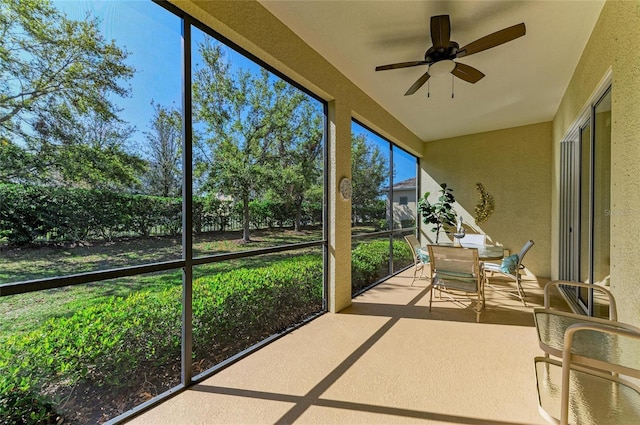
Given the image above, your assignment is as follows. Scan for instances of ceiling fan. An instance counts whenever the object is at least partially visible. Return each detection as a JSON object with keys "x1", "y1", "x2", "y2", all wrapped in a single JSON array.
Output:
[{"x1": 375, "y1": 15, "x2": 526, "y2": 96}]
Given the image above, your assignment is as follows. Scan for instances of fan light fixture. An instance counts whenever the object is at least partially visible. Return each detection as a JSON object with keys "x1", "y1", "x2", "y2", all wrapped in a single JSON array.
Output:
[{"x1": 428, "y1": 60, "x2": 455, "y2": 77}]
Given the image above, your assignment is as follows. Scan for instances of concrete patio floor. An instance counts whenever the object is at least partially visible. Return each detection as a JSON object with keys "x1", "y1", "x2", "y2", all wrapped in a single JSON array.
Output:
[{"x1": 127, "y1": 269, "x2": 568, "y2": 425}]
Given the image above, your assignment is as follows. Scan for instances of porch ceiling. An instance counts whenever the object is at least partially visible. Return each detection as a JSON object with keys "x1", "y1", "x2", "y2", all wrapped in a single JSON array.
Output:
[{"x1": 259, "y1": 0, "x2": 605, "y2": 142}]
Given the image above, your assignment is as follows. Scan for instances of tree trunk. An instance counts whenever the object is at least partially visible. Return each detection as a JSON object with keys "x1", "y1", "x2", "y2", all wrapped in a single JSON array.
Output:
[
  {"x1": 242, "y1": 195, "x2": 251, "y2": 243},
  {"x1": 294, "y1": 201, "x2": 302, "y2": 232}
]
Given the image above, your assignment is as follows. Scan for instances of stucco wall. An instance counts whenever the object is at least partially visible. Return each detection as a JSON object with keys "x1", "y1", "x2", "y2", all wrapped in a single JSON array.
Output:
[
  {"x1": 552, "y1": 0, "x2": 640, "y2": 326},
  {"x1": 170, "y1": 0, "x2": 425, "y2": 312},
  {"x1": 421, "y1": 122, "x2": 553, "y2": 278}
]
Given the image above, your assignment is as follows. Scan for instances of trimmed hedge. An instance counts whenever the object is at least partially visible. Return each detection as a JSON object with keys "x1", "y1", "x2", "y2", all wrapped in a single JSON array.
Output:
[
  {"x1": 0, "y1": 184, "x2": 324, "y2": 246},
  {"x1": 352, "y1": 239, "x2": 412, "y2": 294},
  {"x1": 0, "y1": 184, "x2": 183, "y2": 244}
]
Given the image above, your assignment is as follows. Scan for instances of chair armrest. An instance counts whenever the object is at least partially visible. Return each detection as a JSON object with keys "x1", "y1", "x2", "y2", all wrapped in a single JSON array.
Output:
[
  {"x1": 533, "y1": 308, "x2": 627, "y2": 358},
  {"x1": 543, "y1": 280, "x2": 617, "y2": 320},
  {"x1": 563, "y1": 322, "x2": 640, "y2": 378}
]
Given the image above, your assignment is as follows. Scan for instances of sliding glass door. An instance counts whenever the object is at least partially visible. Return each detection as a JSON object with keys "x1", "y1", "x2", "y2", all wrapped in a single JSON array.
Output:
[{"x1": 559, "y1": 87, "x2": 611, "y2": 317}]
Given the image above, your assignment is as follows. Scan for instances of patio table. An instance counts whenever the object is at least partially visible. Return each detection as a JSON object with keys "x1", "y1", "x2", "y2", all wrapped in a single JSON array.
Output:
[{"x1": 421, "y1": 242, "x2": 504, "y2": 261}]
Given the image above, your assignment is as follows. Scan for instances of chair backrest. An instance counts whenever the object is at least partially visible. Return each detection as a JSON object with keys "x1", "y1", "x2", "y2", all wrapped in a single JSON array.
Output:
[
  {"x1": 517, "y1": 240, "x2": 535, "y2": 269},
  {"x1": 427, "y1": 245, "x2": 481, "y2": 290},
  {"x1": 460, "y1": 233, "x2": 486, "y2": 246},
  {"x1": 404, "y1": 234, "x2": 420, "y2": 251},
  {"x1": 404, "y1": 235, "x2": 421, "y2": 262}
]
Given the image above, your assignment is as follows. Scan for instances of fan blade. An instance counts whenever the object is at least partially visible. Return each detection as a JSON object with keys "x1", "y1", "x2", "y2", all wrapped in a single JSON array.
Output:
[
  {"x1": 451, "y1": 62, "x2": 485, "y2": 84},
  {"x1": 404, "y1": 71, "x2": 431, "y2": 96},
  {"x1": 375, "y1": 61, "x2": 428, "y2": 71},
  {"x1": 431, "y1": 15, "x2": 451, "y2": 49},
  {"x1": 457, "y1": 23, "x2": 526, "y2": 58}
]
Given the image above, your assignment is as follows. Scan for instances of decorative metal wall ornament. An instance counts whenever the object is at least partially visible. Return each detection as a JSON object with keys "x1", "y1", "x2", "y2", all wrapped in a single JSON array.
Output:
[{"x1": 474, "y1": 182, "x2": 495, "y2": 224}]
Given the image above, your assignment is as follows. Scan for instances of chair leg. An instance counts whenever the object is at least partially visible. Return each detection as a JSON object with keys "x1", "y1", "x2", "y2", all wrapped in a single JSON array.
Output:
[
  {"x1": 429, "y1": 284, "x2": 434, "y2": 311},
  {"x1": 486, "y1": 274, "x2": 527, "y2": 306},
  {"x1": 411, "y1": 262, "x2": 420, "y2": 286},
  {"x1": 476, "y1": 290, "x2": 484, "y2": 323},
  {"x1": 516, "y1": 277, "x2": 527, "y2": 306}
]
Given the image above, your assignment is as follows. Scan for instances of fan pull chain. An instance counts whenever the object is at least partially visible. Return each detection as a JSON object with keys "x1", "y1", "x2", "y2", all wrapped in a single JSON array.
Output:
[
  {"x1": 427, "y1": 80, "x2": 430, "y2": 98},
  {"x1": 452, "y1": 75, "x2": 455, "y2": 99}
]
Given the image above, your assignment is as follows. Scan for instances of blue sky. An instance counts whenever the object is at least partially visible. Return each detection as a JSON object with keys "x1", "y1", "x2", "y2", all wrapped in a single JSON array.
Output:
[
  {"x1": 53, "y1": 0, "x2": 415, "y2": 182},
  {"x1": 55, "y1": 0, "x2": 183, "y2": 150},
  {"x1": 352, "y1": 122, "x2": 417, "y2": 185}
]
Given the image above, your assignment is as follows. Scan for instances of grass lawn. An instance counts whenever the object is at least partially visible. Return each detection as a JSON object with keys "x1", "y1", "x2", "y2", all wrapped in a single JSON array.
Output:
[{"x1": 0, "y1": 228, "x2": 324, "y2": 335}]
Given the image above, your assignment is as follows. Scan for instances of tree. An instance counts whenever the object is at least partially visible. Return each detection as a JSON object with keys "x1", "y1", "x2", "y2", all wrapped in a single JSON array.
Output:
[
  {"x1": 30, "y1": 101, "x2": 145, "y2": 189},
  {"x1": 351, "y1": 134, "x2": 389, "y2": 225},
  {"x1": 144, "y1": 102, "x2": 182, "y2": 197},
  {"x1": 271, "y1": 101, "x2": 324, "y2": 231},
  {"x1": 193, "y1": 39, "x2": 319, "y2": 242},
  {"x1": 0, "y1": 0, "x2": 140, "y2": 187}
]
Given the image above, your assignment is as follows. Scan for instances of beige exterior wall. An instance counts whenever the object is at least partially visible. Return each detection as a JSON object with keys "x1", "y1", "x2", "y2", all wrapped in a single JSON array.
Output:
[
  {"x1": 391, "y1": 189, "x2": 417, "y2": 228},
  {"x1": 421, "y1": 122, "x2": 553, "y2": 278},
  {"x1": 170, "y1": 0, "x2": 425, "y2": 312},
  {"x1": 551, "y1": 0, "x2": 640, "y2": 326}
]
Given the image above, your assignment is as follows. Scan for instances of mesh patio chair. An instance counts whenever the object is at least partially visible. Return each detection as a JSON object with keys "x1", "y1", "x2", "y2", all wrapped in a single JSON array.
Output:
[
  {"x1": 484, "y1": 239, "x2": 534, "y2": 305},
  {"x1": 404, "y1": 235, "x2": 429, "y2": 285},
  {"x1": 427, "y1": 245, "x2": 486, "y2": 322}
]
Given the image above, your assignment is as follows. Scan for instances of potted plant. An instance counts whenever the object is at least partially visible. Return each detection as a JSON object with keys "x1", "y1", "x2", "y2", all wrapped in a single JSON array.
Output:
[{"x1": 417, "y1": 183, "x2": 457, "y2": 243}]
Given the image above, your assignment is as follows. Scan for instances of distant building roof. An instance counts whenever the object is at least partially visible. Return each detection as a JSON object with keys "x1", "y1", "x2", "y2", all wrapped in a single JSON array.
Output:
[
  {"x1": 392, "y1": 177, "x2": 416, "y2": 190},
  {"x1": 382, "y1": 177, "x2": 416, "y2": 192}
]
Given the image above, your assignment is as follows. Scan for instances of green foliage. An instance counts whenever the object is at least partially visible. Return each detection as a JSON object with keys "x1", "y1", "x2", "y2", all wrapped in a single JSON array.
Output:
[
  {"x1": 474, "y1": 182, "x2": 495, "y2": 225},
  {"x1": 192, "y1": 256, "x2": 323, "y2": 355},
  {"x1": 0, "y1": 256, "x2": 323, "y2": 422},
  {"x1": 267, "y1": 101, "x2": 324, "y2": 231},
  {"x1": 351, "y1": 239, "x2": 412, "y2": 294},
  {"x1": 351, "y1": 134, "x2": 389, "y2": 225},
  {"x1": 0, "y1": 0, "x2": 141, "y2": 188},
  {"x1": 417, "y1": 183, "x2": 457, "y2": 243},
  {"x1": 0, "y1": 384, "x2": 59, "y2": 425},
  {"x1": 0, "y1": 289, "x2": 181, "y2": 423},
  {"x1": 193, "y1": 41, "x2": 323, "y2": 243},
  {"x1": 144, "y1": 102, "x2": 182, "y2": 197},
  {"x1": 0, "y1": 184, "x2": 186, "y2": 244},
  {"x1": 0, "y1": 183, "x2": 320, "y2": 245}
]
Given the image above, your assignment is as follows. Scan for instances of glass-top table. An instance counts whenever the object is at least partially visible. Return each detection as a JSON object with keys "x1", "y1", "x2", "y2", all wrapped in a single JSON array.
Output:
[{"x1": 421, "y1": 243, "x2": 505, "y2": 261}]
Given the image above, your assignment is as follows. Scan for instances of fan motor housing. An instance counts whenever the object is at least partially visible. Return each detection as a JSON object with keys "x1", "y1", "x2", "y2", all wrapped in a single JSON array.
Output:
[{"x1": 425, "y1": 42, "x2": 459, "y2": 63}]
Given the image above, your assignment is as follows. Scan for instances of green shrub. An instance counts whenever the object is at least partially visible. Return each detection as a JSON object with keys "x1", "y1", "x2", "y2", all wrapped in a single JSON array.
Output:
[
  {"x1": 351, "y1": 239, "x2": 412, "y2": 294},
  {"x1": 0, "y1": 184, "x2": 189, "y2": 245},
  {"x1": 192, "y1": 255, "x2": 323, "y2": 356},
  {"x1": 0, "y1": 255, "x2": 324, "y2": 422},
  {"x1": 0, "y1": 383, "x2": 59, "y2": 425}
]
